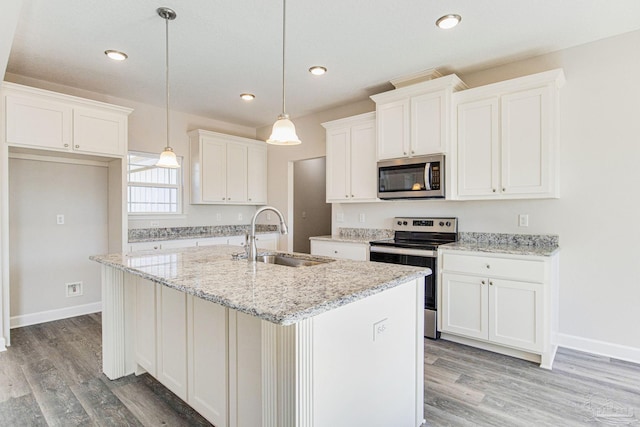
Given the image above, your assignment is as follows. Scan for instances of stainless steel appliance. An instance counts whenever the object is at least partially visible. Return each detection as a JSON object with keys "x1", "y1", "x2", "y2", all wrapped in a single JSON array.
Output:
[
  {"x1": 369, "y1": 217, "x2": 458, "y2": 339},
  {"x1": 377, "y1": 154, "x2": 445, "y2": 199}
]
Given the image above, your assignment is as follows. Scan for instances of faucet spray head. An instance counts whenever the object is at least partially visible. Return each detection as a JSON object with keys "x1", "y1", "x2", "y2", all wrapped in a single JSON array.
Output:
[{"x1": 280, "y1": 220, "x2": 289, "y2": 234}]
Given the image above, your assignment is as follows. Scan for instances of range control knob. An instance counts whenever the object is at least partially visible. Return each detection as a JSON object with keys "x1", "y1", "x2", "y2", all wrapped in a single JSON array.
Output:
[
  {"x1": 439, "y1": 221, "x2": 445, "y2": 226},
  {"x1": 403, "y1": 221, "x2": 408, "y2": 225},
  {"x1": 397, "y1": 221, "x2": 403, "y2": 226},
  {"x1": 446, "y1": 221, "x2": 451, "y2": 227}
]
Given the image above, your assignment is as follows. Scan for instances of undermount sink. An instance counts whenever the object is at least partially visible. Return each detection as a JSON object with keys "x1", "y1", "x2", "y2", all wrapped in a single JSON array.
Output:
[{"x1": 256, "y1": 254, "x2": 334, "y2": 267}]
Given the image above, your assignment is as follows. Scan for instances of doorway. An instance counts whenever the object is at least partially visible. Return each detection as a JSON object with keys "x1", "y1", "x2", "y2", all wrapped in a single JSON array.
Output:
[{"x1": 292, "y1": 157, "x2": 331, "y2": 253}]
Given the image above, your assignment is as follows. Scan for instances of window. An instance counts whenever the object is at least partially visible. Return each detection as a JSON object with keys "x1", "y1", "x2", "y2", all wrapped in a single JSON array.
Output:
[{"x1": 127, "y1": 151, "x2": 182, "y2": 214}]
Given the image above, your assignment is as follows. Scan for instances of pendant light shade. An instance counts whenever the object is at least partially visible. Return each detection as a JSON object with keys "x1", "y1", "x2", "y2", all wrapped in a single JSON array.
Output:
[
  {"x1": 156, "y1": 7, "x2": 181, "y2": 169},
  {"x1": 267, "y1": 114, "x2": 301, "y2": 145},
  {"x1": 267, "y1": 0, "x2": 301, "y2": 145}
]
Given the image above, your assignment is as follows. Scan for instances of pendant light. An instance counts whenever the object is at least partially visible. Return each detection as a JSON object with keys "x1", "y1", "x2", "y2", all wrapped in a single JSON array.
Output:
[
  {"x1": 156, "y1": 7, "x2": 181, "y2": 168},
  {"x1": 266, "y1": 0, "x2": 301, "y2": 145}
]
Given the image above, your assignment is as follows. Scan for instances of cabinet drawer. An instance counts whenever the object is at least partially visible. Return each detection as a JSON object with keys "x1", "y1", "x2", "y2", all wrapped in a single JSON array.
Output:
[
  {"x1": 441, "y1": 252, "x2": 545, "y2": 283},
  {"x1": 310, "y1": 240, "x2": 368, "y2": 261}
]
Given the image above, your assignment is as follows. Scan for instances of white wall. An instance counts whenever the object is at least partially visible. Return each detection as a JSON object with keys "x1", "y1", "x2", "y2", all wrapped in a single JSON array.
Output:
[
  {"x1": 263, "y1": 30, "x2": 640, "y2": 362},
  {"x1": 9, "y1": 157, "x2": 108, "y2": 323},
  {"x1": 4, "y1": 73, "x2": 260, "y2": 230}
]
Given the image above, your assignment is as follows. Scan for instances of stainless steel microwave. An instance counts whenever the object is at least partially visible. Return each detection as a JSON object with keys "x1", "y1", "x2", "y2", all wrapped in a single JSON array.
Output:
[{"x1": 377, "y1": 154, "x2": 445, "y2": 199}]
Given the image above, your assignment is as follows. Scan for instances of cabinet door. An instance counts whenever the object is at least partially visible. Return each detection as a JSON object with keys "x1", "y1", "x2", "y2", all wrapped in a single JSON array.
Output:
[
  {"x1": 377, "y1": 99, "x2": 410, "y2": 160},
  {"x1": 226, "y1": 143, "x2": 248, "y2": 203},
  {"x1": 411, "y1": 90, "x2": 446, "y2": 155},
  {"x1": 5, "y1": 94, "x2": 72, "y2": 150},
  {"x1": 488, "y1": 278, "x2": 543, "y2": 352},
  {"x1": 456, "y1": 97, "x2": 500, "y2": 197},
  {"x1": 349, "y1": 120, "x2": 377, "y2": 200},
  {"x1": 441, "y1": 272, "x2": 488, "y2": 340},
  {"x1": 326, "y1": 127, "x2": 350, "y2": 201},
  {"x1": 247, "y1": 145, "x2": 267, "y2": 204},
  {"x1": 73, "y1": 107, "x2": 127, "y2": 156},
  {"x1": 201, "y1": 138, "x2": 227, "y2": 202},
  {"x1": 157, "y1": 286, "x2": 188, "y2": 400},
  {"x1": 188, "y1": 296, "x2": 228, "y2": 426},
  {"x1": 501, "y1": 86, "x2": 551, "y2": 196},
  {"x1": 135, "y1": 278, "x2": 157, "y2": 376},
  {"x1": 255, "y1": 234, "x2": 278, "y2": 251}
]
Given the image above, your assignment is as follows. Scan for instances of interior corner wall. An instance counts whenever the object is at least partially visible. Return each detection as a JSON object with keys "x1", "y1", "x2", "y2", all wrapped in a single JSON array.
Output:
[
  {"x1": 257, "y1": 99, "x2": 375, "y2": 251},
  {"x1": 331, "y1": 30, "x2": 640, "y2": 360},
  {"x1": 8, "y1": 157, "x2": 108, "y2": 323}
]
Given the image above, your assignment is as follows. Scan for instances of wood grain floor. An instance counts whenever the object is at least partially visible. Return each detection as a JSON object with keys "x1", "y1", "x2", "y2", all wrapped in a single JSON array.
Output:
[{"x1": 1, "y1": 314, "x2": 638, "y2": 426}]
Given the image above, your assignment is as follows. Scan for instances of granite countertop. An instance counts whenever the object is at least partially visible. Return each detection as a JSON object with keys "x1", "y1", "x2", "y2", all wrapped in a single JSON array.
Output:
[
  {"x1": 90, "y1": 245, "x2": 429, "y2": 326},
  {"x1": 129, "y1": 225, "x2": 278, "y2": 243},
  {"x1": 309, "y1": 227, "x2": 394, "y2": 244},
  {"x1": 440, "y1": 232, "x2": 560, "y2": 257},
  {"x1": 309, "y1": 235, "x2": 376, "y2": 244}
]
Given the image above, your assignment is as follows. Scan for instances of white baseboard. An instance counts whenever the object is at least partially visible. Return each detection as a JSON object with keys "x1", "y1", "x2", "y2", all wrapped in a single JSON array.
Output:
[
  {"x1": 0, "y1": 336, "x2": 6, "y2": 352},
  {"x1": 556, "y1": 333, "x2": 640, "y2": 365},
  {"x1": 10, "y1": 302, "x2": 102, "y2": 329}
]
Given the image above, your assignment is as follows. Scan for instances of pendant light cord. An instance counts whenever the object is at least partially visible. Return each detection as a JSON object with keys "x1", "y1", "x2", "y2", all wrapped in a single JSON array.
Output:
[
  {"x1": 165, "y1": 15, "x2": 170, "y2": 150},
  {"x1": 281, "y1": 0, "x2": 287, "y2": 116}
]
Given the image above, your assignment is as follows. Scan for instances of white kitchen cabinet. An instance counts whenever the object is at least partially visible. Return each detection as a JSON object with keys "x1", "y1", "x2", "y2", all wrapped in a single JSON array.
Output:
[
  {"x1": 370, "y1": 75, "x2": 466, "y2": 160},
  {"x1": 129, "y1": 239, "x2": 198, "y2": 252},
  {"x1": 310, "y1": 239, "x2": 368, "y2": 261},
  {"x1": 453, "y1": 69, "x2": 565, "y2": 200},
  {"x1": 254, "y1": 233, "x2": 278, "y2": 250},
  {"x1": 247, "y1": 145, "x2": 267, "y2": 204},
  {"x1": 2, "y1": 82, "x2": 131, "y2": 157},
  {"x1": 156, "y1": 285, "x2": 188, "y2": 400},
  {"x1": 134, "y1": 277, "x2": 157, "y2": 376},
  {"x1": 438, "y1": 249, "x2": 558, "y2": 368},
  {"x1": 189, "y1": 129, "x2": 266, "y2": 205},
  {"x1": 187, "y1": 295, "x2": 228, "y2": 426},
  {"x1": 323, "y1": 112, "x2": 377, "y2": 202}
]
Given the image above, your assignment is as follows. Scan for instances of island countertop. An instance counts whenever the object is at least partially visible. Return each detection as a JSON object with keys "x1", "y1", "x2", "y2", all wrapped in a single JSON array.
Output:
[{"x1": 90, "y1": 245, "x2": 429, "y2": 326}]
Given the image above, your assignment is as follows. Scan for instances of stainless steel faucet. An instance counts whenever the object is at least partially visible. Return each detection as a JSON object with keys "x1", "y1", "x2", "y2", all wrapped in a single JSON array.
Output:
[{"x1": 247, "y1": 206, "x2": 288, "y2": 262}]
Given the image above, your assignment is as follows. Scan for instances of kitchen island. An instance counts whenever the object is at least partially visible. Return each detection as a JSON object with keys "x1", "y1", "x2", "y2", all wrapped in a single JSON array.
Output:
[{"x1": 91, "y1": 245, "x2": 429, "y2": 427}]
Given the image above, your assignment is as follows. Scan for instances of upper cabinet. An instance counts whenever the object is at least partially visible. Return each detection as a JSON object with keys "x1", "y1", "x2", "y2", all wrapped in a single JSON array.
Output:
[
  {"x1": 452, "y1": 69, "x2": 565, "y2": 200},
  {"x1": 2, "y1": 82, "x2": 132, "y2": 157},
  {"x1": 370, "y1": 74, "x2": 467, "y2": 160},
  {"x1": 189, "y1": 129, "x2": 267, "y2": 205},
  {"x1": 322, "y1": 112, "x2": 378, "y2": 203}
]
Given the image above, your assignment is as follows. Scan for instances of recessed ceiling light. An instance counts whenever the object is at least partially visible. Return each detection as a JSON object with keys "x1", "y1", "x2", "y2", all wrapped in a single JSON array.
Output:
[
  {"x1": 240, "y1": 93, "x2": 255, "y2": 101},
  {"x1": 309, "y1": 66, "x2": 327, "y2": 76},
  {"x1": 436, "y1": 14, "x2": 461, "y2": 30},
  {"x1": 105, "y1": 50, "x2": 128, "y2": 61}
]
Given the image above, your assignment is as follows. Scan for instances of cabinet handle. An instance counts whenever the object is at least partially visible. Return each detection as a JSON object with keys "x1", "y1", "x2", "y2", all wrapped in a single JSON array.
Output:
[
  {"x1": 492, "y1": 189, "x2": 496, "y2": 193},
  {"x1": 403, "y1": 151, "x2": 407, "y2": 155},
  {"x1": 334, "y1": 250, "x2": 338, "y2": 254},
  {"x1": 345, "y1": 195, "x2": 349, "y2": 198},
  {"x1": 153, "y1": 246, "x2": 159, "y2": 250},
  {"x1": 248, "y1": 198, "x2": 252, "y2": 201},
  {"x1": 489, "y1": 281, "x2": 494, "y2": 286},
  {"x1": 75, "y1": 145, "x2": 80, "y2": 149},
  {"x1": 351, "y1": 195, "x2": 354, "y2": 198},
  {"x1": 64, "y1": 143, "x2": 69, "y2": 148},
  {"x1": 222, "y1": 197, "x2": 226, "y2": 200},
  {"x1": 411, "y1": 150, "x2": 415, "y2": 154},
  {"x1": 481, "y1": 280, "x2": 486, "y2": 285},
  {"x1": 502, "y1": 188, "x2": 506, "y2": 192},
  {"x1": 486, "y1": 264, "x2": 490, "y2": 269}
]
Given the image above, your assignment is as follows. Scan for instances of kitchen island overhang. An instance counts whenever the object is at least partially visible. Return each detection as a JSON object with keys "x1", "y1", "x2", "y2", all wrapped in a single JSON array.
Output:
[{"x1": 91, "y1": 245, "x2": 429, "y2": 427}]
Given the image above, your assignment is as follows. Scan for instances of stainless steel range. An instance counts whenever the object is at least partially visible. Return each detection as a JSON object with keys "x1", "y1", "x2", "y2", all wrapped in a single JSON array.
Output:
[{"x1": 369, "y1": 217, "x2": 458, "y2": 339}]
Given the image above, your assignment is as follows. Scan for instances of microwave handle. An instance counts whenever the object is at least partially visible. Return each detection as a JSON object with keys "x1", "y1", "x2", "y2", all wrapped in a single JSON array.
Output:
[{"x1": 424, "y1": 162, "x2": 431, "y2": 190}]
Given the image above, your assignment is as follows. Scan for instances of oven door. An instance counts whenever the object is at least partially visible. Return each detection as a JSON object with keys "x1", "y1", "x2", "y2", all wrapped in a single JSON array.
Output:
[{"x1": 370, "y1": 246, "x2": 439, "y2": 339}]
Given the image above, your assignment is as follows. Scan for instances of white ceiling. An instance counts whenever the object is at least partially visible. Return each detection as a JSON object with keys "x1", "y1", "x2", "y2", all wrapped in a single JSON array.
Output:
[{"x1": 6, "y1": 0, "x2": 640, "y2": 128}]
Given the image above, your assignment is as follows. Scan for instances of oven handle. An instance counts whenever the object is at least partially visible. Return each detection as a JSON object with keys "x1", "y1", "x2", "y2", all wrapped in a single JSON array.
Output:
[{"x1": 370, "y1": 246, "x2": 436, "y2": 258}]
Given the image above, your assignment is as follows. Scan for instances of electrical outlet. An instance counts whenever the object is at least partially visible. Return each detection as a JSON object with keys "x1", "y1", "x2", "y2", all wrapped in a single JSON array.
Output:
[
  {"x1": 518, "y1": 214, "x2": 529, "y2": 227},
  {"x1": 150, "y1": 221, "x2": 159, "y2": 227},
  {"x1": 216, "y1": 213, "x2": 222, "y2": 221},
  {"x1": 336, "y1": 212, "x2": 344, "y2": 222},
  {"x1": 359, "y1": 213, "x2": 366, "y2": 223},
  {"x1": 56, "y1": 214, "x2": 64, "y2": 225},
  {"x1": 237, "y1": 213, "x2": 243, "y2": 221},
  {"x1": 266, "y1": 212, "x2": 272, "y2": 221},
  {"x1": 373, "y1": 318, "x2": 388, "y2": 342},
  {"x1": 66, "y1": 281, "x2": 83, "y2": 297}
]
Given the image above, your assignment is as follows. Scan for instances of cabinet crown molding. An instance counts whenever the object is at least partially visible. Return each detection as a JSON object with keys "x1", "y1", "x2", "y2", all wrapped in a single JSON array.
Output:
[
  {"x1": 454, "y1": 68, "x2": 565, "y2": 101},
  {"x1": 1, "y1": 81, "x2": 133, "y2": 115},
  {"x1": 321, "y1": 111, "x2": 375, "y2": 129},
  {"x1": 370, "y1": 73, "x2": 467, "y2": 103},
  {"x1": 187, "y1": 128, "x2": 264, "y2": 147}
]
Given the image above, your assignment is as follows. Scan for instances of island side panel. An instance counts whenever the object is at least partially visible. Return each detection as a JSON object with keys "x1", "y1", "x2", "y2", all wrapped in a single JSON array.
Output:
[{"x1": 101, "y1": 265, "x2": 136, "y2": 379}]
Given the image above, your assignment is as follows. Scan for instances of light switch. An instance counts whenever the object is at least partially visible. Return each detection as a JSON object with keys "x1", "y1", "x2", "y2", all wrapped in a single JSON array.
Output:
[
  {"x1": 518, "y1": 214, "x2": 529, "y2": 227},
  {"x1": 359, "y1": 213, "x2": 365, "y2": 223},
  {"x1": 56, "y1": 214, "x2": 64, "y2": 225}
]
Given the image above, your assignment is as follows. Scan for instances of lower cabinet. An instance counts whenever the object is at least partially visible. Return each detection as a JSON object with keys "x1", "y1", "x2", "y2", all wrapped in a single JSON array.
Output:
[
  {"x1": 438, "y1": 250, "x2": 558, "y2": 368},
  {"x1": 310, "y1": 239, "x2": 369, "y2": 261},
  {"x1": 133, "y1": 278, "x2": 260, "y2": 427}
]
